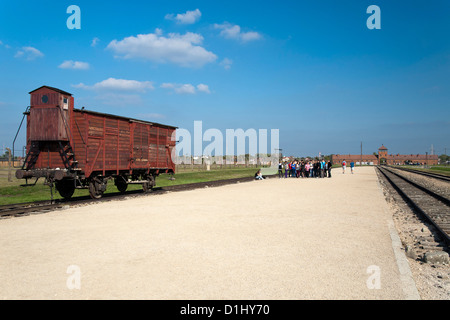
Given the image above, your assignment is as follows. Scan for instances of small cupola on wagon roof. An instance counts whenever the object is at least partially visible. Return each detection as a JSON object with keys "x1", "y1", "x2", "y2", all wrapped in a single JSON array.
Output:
[{"x1": 28, "y1": 85, "x2": 74, "y2": 141}]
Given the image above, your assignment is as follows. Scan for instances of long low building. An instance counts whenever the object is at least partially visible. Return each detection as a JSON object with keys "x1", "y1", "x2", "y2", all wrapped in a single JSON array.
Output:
[{"x1": 332, "y1": 145, "x2": 438, "y2": 165}]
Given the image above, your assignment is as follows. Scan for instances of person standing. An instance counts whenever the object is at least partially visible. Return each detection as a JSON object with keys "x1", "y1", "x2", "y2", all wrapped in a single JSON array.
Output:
[
  {"x1": 291, "y1": 161, "x2": 297, "y2": 178},
  {"x1": 278, "y1": 161, "x2": 283, "y2": 178},
  {"x1": 320, "y1": 159, "x2": 325, "y2": 178},
  {"x1": 285, "y1": 162, "x2": 289, "y2": 178},
  {"x1": 327, "y1": 160, "x2": 332, "y2": 178},
  {"x1": 350, "y1": 161, "x2": 355, "y2": 174},
  {"x1": 342, "y1": 160, "x2": 346, "y2": 174},
  {"x1": 315, "y1": 161, "x2": 319, "y2": 178}
]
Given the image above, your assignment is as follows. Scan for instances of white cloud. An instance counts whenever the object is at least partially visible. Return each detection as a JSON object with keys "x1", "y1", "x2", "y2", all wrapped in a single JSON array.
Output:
[
  {"x1": 214, "y1": 23, "x2": 262, "y2": 42},
  {"x1": 165, "y1": 9, "x2": 201, "y2": 24},
  {"x1": 59, "y1": 60, "x2": 90, "y2": 70},
  {"x1": 219, "y1": 58, "x2": 233, "y2": 70},
  {"x1": 73, "y1": 78, "x2": 154, "y2": 92},
  {"x1": 240, "y1": 31, "x2": 261, "y2": 42},
  {"x1": 14, "y1": 46, "x2": 44, "y2": 60},
  {"x1": 168, "y1": 83, "x2": 196, "y2": 94},
  {"x1": 91, "y1": 37, "x2": 100, "y2": 47},
  {"x1": 196, "y1": 84, "x2": 210, "y2": 94},
  {"x1": 161, "y1": 83, "x2": 210, "y2": 94},
  {"x1": 160, "y1": 83, "x2": 175, "y2": 89},
  {"x1": 0, "y1": 40, "x2": 11, "y2": 49},
  {"x1": 176, "y1": 84, "x2": 196, "y2": 94},
  {"x1": 106, "y1": 29, "x2": 217, "y2": 68}
]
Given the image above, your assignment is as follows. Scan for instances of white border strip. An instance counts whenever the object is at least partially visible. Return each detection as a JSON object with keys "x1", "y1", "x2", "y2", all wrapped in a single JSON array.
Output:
[
  {"x1": 376, "y1": 168, "x2": 421, "y2": 300},
  {"x1": 387, "y1": 218, "x2": 421, "y2": 300}
]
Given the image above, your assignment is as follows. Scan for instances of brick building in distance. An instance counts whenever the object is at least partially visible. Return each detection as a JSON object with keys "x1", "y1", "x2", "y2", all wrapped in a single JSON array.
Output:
[{"x1": 332, "y1": 145, "x2": 439, "y2": 165}]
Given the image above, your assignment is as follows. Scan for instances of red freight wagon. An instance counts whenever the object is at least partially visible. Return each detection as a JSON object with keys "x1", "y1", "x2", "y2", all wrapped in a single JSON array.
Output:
[{"x1": 15, "y1": 86, "x2": 177, "y2": 199}]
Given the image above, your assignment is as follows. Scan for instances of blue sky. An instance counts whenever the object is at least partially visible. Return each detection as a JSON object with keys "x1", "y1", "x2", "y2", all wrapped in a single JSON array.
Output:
[{"x1": 0, "y1": 0, "x2": 449, "y2": 157}]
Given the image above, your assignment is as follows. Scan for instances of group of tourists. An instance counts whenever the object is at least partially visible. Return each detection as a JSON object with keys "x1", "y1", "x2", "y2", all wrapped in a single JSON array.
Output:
[
  {"x1": 277, "y1": 159, "x2": 333, "y2": 179},
  {"x1": 255, "y1": 158, "x2": 358, "y2": 180}
]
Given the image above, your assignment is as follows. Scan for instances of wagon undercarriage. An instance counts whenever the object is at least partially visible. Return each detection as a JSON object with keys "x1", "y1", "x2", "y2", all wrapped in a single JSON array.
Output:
[{"x1": 18, "y1": 168, "x2": 160, "y2": 200}]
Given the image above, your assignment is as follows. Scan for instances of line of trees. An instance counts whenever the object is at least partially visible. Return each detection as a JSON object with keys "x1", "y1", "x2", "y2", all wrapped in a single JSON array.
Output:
[
  {"x1": 439, "y1": 154, "x2": 449, "y2": 164},
  {"x1": 0, "y1": 149, "x2": 21, "y2": 161}
]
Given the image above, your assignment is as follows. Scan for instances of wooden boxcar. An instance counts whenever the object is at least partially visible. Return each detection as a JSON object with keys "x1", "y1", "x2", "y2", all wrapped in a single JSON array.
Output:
[{"x1": 16, "y1": 86, "x2": 177, "y2": 199}]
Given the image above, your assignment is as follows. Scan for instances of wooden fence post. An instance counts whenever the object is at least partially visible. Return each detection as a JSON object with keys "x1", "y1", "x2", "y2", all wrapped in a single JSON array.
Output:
[{"x1": 6, "y1": 147, "x2": 12, "y2": 182}]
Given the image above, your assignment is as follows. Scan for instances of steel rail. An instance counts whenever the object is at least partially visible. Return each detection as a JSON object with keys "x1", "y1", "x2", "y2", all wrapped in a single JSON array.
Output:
[
  {"x1": 388, "y1": 165, "x2": 450, "y2": 183},
  {"x1": 377, "y1": 166, "x2": 450, "y2": 245}
]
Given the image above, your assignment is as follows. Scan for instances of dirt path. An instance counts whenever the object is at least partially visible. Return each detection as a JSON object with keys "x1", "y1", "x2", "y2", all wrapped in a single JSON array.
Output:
[{"x1": 0, "y1": 167, "x2": 418, "y2": 299}]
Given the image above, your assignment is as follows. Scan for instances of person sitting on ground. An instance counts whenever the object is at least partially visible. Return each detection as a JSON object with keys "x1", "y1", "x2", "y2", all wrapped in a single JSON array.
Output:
[{"x1": 255, "y1": 169, "x2": 265, "y2": 180}]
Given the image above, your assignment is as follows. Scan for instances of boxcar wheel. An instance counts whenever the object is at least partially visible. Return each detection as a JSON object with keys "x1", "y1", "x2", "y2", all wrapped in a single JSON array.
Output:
[
  {"x1": 115, "y1": 177, "x2": 128, "y2": 193},
  {"x1": 55, "y1": 180, "x2": 75, "y2": 199},
  {"x1": 89, "y1": 179, "x2": 106, "y2": 199},
  {"x1": 142, "y1": 175, "x2": 155, "y2": 193}
]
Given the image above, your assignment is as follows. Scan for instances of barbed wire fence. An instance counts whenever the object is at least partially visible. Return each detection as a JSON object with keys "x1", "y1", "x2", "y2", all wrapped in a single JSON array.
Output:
[
  {"x1": 0, "y1": 147, "x2": 25, "y2": 168},
  {"x1": 174, "y1": 154, "x2": 276, "y2": 172},
  {"x1": 0, "y1": 146, "x2": 26, "y2": 182}
]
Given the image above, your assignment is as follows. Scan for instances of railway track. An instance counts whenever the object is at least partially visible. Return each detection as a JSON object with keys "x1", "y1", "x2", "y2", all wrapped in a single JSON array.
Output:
[
  {"x1": 387, "y1": 165, "x2": 450, "y2": 183},
  {"x1": 0, "y1": 201, "x2": 66, "y2": 218},
  {"x1": 377, "y1": 166, "x2": 450, "y2": 246},
  {"x1": 0, "y1": 175, "x2": 273, "y2": 219}
]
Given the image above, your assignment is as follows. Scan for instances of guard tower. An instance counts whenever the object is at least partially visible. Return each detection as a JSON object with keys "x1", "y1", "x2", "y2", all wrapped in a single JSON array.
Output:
[{"x1": 378, "y1": 145, "x2": 388, "y2": 165}]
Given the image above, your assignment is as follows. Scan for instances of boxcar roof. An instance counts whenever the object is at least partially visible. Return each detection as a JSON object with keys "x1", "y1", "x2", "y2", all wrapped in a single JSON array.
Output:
[
  {"x1": 29, "y1": 85, "x2": 73, "y2": 96},
  {"x1": 74, "y1": 108, "x2": 178, "y2": 129}
]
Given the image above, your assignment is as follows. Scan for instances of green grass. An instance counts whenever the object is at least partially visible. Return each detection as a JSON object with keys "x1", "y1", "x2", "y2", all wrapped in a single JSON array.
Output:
[
  {"x1": 156, "y1": 167, "x2": 275, "y2": 186},
  {"x1": 0, "y1": 167, "x2": 268, "y2": 205},
  {"x1": 399, "y1": 165, "x2": 450, "y2": 176},
  {"x1": 429, "y1": 166, "x2": 450, "y2": 174}
]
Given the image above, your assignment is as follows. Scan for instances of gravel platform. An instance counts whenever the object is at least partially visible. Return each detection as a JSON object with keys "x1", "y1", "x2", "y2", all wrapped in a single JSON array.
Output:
[{"x1": 0, "y1": 167, "x2": 422, "y2": 299}]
